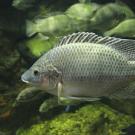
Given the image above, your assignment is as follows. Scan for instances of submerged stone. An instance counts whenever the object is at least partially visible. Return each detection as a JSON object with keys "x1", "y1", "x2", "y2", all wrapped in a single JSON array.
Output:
[
  {"x1": 18, "y1": 35, "x2": 58, "y2": 65},
  {"x1": 65, "y1": 3, "x2": 99, "y2": 21},
  {"x1": 89, "y1": 2, "x2": 135, "y2": 32},
  {"x1": 104, "y1": 19, "x2": 135, "y2": 38}
]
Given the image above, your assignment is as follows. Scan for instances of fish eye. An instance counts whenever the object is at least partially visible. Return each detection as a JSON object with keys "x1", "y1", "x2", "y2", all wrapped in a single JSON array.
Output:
[{"x1": 33, "y1": 70, "x2": 39, "y2": 76}]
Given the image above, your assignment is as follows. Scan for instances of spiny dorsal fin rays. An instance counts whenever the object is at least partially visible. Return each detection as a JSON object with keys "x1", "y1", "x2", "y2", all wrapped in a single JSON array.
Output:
[
  {"x1": 55, "y1": 32, "x2": 135, "y2": 60},
  {"x1": 56, "y1": 32, "x2": 101, "y2": 46}
]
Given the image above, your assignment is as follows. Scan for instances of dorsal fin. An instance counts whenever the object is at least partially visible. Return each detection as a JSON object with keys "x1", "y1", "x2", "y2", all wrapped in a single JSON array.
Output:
[
  {"x1": 55, "y1": 32, "x2": 135, "y2": 60},
  {"x1": 56, "y1": 32, "x2": 102, "y2": 46}
]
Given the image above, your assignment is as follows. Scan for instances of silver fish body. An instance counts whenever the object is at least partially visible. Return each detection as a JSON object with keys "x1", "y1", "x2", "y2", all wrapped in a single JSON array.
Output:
[{"x1": 21, "y1": 32, "x2": 135, "y2": 101}]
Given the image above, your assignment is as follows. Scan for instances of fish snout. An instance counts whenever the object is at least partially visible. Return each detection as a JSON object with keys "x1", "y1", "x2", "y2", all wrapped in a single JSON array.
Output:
[
  {"x1": 21, "y1": 69, "x2": 42, "y2": 85},
  {"x1": 21, "y1": 72, "x2": 30, "y2": 83}
]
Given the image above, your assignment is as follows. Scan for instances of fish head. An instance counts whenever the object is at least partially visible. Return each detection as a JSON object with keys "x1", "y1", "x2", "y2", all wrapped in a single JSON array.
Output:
[{"x1": 21, "y1": 59, "x2": 61, "y2": 90}]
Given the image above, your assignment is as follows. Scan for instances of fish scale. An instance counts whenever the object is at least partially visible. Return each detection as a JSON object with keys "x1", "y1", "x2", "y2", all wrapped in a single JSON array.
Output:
[
  {"x1": 45, "y1": 43, "x2": 129, "y2": 81},
  {"x1": 21, "y1": 32, "x2": 135, "y2": 101}
]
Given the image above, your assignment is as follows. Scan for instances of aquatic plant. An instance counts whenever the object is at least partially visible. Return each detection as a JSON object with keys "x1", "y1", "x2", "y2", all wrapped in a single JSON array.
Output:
[{"x1": 16, "y1": 103, "x2": 135, "y2": 135}]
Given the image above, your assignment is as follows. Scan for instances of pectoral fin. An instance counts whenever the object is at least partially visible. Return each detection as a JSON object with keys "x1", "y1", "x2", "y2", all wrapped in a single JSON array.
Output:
[
  {"x1": 59, "y1": 97, "x2": 81, "y2": 105},
  {"x1": 57, "y1": 82, "x2": 63, "y2": 104},
  {"x1": 66, "y1": 96, "x2": 101, "y2": 102}
]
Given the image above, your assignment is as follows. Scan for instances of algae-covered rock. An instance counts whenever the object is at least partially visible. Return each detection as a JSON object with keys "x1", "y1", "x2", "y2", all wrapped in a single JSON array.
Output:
[
  {"x1": 26, "y1": 36, "x2": 58, "y2": 57},
  {"x1": 104, "y1": 19, "x2": 135, "y2": 38},
  {"x1": 39, "y1": 97, "x2": 58, "y2": 113},
  {"x1": 89, "y1": 2, "x2": 135, "y2": 32},
  {"x1": 18, "y1": 35, "x2": 58, "y2": 65},
  {"x1": 65, "y1": 3, "x2": 99, "y2": 21},
  {"x1": 26, "y1": 3, "x2": 98, "y2": 38},
  {"x1": 104, "y1": 82, "x2": 135, "y2": 117},
  {"x1": 14, "y1": 87, "x2": 43, "y2": 106},
  {"x1": 16, "y1": 103, "x2": 135, "y2": 135},
  {"x1": 26, "y1": 14, "x2": 75, "y2": 37},
  {"x1": 108, "y1": 99, "x2": 135, "y2": 117}
]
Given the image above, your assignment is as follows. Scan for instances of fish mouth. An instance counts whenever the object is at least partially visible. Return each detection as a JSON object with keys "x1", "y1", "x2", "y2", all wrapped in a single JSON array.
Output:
[
  {"x1": 21, "y1": 78, "x2": 40, "y2": 86},
  {"x1": 21, "y1": 77, "x2": 30, "y2": 83},
  {"x1": 21, "y1": 74, "x2": 42, "y2": 86},
  {"x1": 21, "y1": 74, "x2": 32, "y2": 84}
]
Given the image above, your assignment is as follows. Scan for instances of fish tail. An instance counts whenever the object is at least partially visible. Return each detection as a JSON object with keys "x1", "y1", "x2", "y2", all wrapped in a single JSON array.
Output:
[{"x1": 26, "y1": 20, "x2": 36, "y2": 37}]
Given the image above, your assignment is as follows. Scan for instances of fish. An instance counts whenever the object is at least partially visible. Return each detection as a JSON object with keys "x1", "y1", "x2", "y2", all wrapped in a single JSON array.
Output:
[
  {"x1": 104, "y1": 19, "x2": 135, "y2": 38},
  {"x1": 89, "y1": 2, "x2": 135, "y2": 32},
  {"x1": 26, "y1": 14, "x2": 74, "y2": 37},
  {"x1": 12, "y1": 0, "x2": 37, "y2": 10},
  {"x1": 21, "y1": 32, "x2": 135, "y2": 103}
]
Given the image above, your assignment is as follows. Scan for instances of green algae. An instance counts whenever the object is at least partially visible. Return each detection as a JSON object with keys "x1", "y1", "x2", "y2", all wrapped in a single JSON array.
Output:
[
  {"x1": 89, "y1": 2, "x2": 135, "y2": 33},
  {"x1": 21, "y1": 35, "x2": 58, "y2": 57},
  {"x1": 16, "y1": 103, "x2": 135, "y2": 135},
  {"x1": 65, "y1": 3, "x2": 98, "y2": 21},
  {"x1": 39, "y1": 97, "x2": 59, "y2": 113},
  {"x1": 104, "y1": 19, "x2": 135, "y2": 38}
]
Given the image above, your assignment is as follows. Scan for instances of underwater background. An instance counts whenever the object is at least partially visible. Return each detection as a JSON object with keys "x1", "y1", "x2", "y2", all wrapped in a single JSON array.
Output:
[{"x1": 1, "y1": 0, "x2": 135, "y2": 135}]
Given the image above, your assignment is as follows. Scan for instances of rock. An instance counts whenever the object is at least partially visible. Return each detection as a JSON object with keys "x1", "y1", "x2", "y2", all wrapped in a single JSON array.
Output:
[
  {"x1": 65, "y1": 3, "x2": 100, "y2": 21},
  {"x1": 26, "y1": 14, "x2": 79, "y2": 37},
  {"x1": 39, "y1": 97, "x2": 59, "y2": 113},
  {"x1": 104, "y1": 19, "x2": 135, "y2": 38},
  {"x1": 89, "y1": 2, "x2": 135, "y2": 33},
  {"x1": 14, "y1": 87, "x2": 43, "y2": 106},
  {"x1": 103, "y1": 82, "x2": 135, "y2": 117},
  {"x1": 24, "y1": 35, "x2": 58, "y2": 57},
  {"x1": 16, "y1": 103, "x2": 135, "y2": 135},
  {"x1": 17, "y1": 34, "x2": 58, "y2": 65},
  {"x1": 26, "y1": 3, "x2": 99, "y2": 38}
]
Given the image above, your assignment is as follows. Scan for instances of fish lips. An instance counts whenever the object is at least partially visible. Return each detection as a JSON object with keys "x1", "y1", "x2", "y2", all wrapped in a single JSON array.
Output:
[
  {"x1": 21, "y1": 73, "x2": 30, "y2": 84},
  {"x1": 21, "y1": 72, "x2": 49, "y2": 89},
  {"x1": 21, "y1": 72, "x2": 40, "y2": 85}
]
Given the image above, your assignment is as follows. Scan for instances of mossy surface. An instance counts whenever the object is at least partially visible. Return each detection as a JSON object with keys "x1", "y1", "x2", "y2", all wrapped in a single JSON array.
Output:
[
  {"x1": 16, "y1": 103, "x2": 135, "y2": 135},
  {"x1": 18, "y1": 35, "x2": 58, "y2": 59},
  {"x1": 65, "y1": 3, "x2": 95, "y2": 21},
  {"x1": 25, "y1": 36, "x2": 57, "y2": 57}
]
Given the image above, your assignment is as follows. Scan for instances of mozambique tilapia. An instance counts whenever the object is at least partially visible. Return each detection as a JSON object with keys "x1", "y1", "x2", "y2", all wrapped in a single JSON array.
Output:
[{"x1": 21, "y1": 32, "x2": 135, "y2": 102}]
